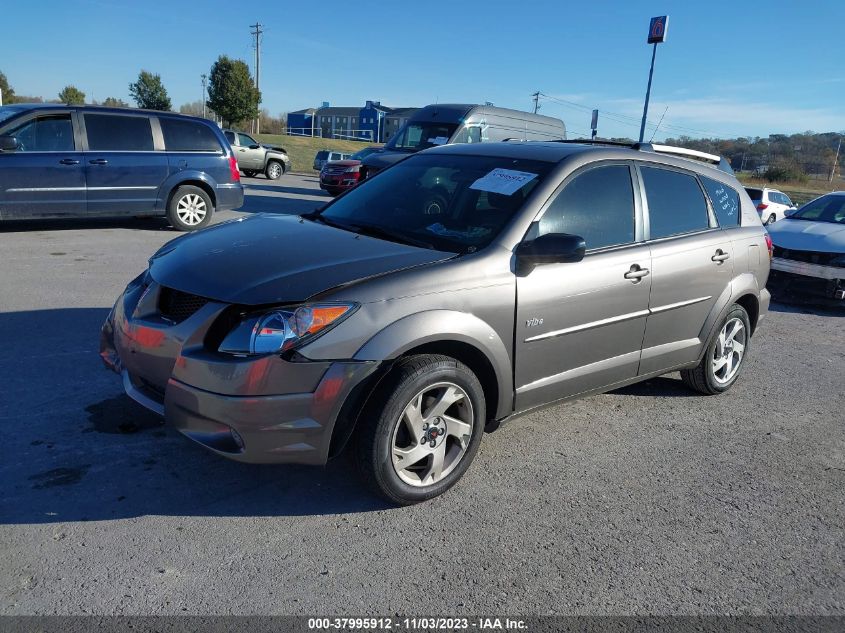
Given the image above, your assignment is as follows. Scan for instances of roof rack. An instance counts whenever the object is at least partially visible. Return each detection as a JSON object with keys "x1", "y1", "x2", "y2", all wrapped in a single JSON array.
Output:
[{"x1": 549, "y1": 139, "x2": 734, "y2": 174}]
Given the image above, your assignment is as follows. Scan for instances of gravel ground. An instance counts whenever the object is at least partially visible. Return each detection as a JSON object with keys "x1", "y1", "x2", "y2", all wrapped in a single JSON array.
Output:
[{"x1": 1, "y1": 174, "x2": 843, "y2": 616}]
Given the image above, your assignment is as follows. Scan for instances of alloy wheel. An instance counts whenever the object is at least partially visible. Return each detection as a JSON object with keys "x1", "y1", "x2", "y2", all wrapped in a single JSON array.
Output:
[
  {"x1": 267, "y1": 163, "x2": 282, "y2": 179},
  {"x1": 390, "y1": 382, "x2": 474, "y2": 487},
  {"x1": 176, "y1": 194, "x2": 207, "y2": 226},
  {"x1": 712, "y1": 317, "x2": 746, "y2": 385}
]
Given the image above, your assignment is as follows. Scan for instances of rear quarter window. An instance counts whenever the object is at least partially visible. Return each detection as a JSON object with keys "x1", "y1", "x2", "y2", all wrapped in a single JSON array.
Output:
[
  {"x1": 160, "y1": 118, "x2": 222, "y2": 152},
  {"x1": 701, "y1": 177, "x2": 741, "y2": 227},
  {"x1": 641, "y1": 166, "x2": 711, "y2": 239},
  {"x1": 84, "y1": 113, "x2": 154, "y2": 151}
]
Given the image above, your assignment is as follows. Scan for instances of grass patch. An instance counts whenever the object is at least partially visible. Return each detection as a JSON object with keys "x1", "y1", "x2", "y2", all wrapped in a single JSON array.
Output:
[
  {"x1": 736, "y1": 173, "x2": 841, "y2": 206},
  {"x1": 256, "y1": 133, "x2": 380, "y2": 174}
]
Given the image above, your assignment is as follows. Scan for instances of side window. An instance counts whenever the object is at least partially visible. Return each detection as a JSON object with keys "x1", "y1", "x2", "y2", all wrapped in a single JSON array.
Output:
[
  {"x1": 160, "y1": 118, "x2": 222, "y2": 152},
  {"x1": 7, "y1": 114, "x2": 75, "y2": 152},
  {"x1": 84, "y1": 114, "x2": 153, "y2": 151},
  {"x1": 538, "y1": 165, "x2": 636, "y2": 250},
  {"x1": 700, "y1": 176, "x2": 740, "y2": 227},
  {"x1": 224, "y1": 131, "x2": 236, "y2": 144},
  {"x1": 238, "y1": 133, "x2": 256, "y2": 147},
  {"x1": 783, "y1": 194, "x2": 793, "y2": 207},
  {"x1": 640, "y1": 166, "x2": 710, "y2": 239}
]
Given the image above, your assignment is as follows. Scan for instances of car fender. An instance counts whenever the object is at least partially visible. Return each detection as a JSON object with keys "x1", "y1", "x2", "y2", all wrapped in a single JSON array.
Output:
[
  {"x1": 264, "y1": 150, "x2": 289, "y2": 165},
  {"x1": 695, "y1": 272, "x2": 762, "y2": 363},
  {"x1": 156, "y1": 169, "x2": 219, "y2": 211},
  {"x1": 353, "y1": 310, "x2": 513, "y2": 419}
]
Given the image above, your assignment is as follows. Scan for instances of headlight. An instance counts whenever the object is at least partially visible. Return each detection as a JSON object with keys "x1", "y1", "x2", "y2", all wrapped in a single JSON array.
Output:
[
  {"x1": 218, "y1": 303, "x2": 356, "y2": 355},
  {"x1": 344, "y1": 165, "x2": 360, "y2": 174}
]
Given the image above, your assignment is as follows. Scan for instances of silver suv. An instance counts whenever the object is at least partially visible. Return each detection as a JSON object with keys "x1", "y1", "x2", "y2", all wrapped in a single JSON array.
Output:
[{"x1": 101, "y1": 140, "x2": 771, "y2": 505}]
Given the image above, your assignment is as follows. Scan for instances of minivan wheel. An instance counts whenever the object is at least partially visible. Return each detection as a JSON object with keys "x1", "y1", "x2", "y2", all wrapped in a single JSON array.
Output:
[
  {"x1": 354, "y1": 354, "x2": 486, "y2": 505},
  {"x1": 167, "y1": 185, "x2": 214, "y2": 231},
  {"x1": 681, "y1": 304, "x2": 751, "y2": 395},
  {"x1": 265, "y1": 160, "x2": 284, "y2": 180}
]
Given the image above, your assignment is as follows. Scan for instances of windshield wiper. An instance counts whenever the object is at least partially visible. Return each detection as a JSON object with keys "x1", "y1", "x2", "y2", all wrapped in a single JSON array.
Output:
[{"x1": 352, "y1": 223, "x2": 436, "y2": 249}]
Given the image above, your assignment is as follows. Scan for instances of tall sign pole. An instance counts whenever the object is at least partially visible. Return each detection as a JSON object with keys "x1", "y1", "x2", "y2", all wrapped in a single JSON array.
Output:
[
  {"x1": 639, "y1": 15, "x2": 668, "y2": 143},
  {"x1": 250, "y1": 21, "x2": 263, "y2": 134},
  {"x1": 201, "y1": 74, "x2": 207, "y2": 119}
]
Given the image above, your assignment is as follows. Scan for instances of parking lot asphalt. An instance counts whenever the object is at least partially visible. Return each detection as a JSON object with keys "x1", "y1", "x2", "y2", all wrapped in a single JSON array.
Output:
[{"x1": 1, "y1": 173, "x2": 843, "y2": 616}]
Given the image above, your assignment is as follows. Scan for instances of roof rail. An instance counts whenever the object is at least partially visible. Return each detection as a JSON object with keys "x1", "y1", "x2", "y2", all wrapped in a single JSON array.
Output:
[{"x1": 547, "y1": 139, "x2": 734, "y2": 175}]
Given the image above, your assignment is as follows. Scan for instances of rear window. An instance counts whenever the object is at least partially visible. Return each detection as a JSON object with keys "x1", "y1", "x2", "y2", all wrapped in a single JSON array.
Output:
[
  {"x1": 160, "y1": 118, "x2": 222, "y2": 152},
  {"x1": 744, "y1": 188, "x2": 763, "y2": 201},
  {"x1": 316, "y1": 151, "x2": 329, "y2": 159},
  {"x1": 641, "y1": 166, "x2": 711, "y2": 239},
  {"x1": 701, "y1": 177, "x2": 741, "y2": 227},
  {"x1": 84, "y1": 114, "x2": 153, "y2": 151}
]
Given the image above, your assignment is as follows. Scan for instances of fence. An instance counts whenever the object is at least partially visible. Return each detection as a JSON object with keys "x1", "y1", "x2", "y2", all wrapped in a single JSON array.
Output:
[{"x1": 286, "y1": 127, "x2": 376, "y2": 142}]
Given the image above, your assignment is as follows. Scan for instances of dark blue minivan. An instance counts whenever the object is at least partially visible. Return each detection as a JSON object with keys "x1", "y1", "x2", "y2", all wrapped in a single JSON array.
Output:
[{"x1": 0, "y1": 104, "x2": 243, "y2": 231}]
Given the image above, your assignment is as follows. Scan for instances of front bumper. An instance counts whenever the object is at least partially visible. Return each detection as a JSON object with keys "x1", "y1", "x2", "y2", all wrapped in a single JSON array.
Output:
[
  {"x1": 768, "y1": 259, "x2": 845, "y2": 304},
  {"x1": 100, "y1": 280, "x2": 377, "y2": 464}
]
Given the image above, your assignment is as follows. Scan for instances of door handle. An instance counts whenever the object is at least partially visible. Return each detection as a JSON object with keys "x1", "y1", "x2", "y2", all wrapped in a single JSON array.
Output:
[
  {"x1": 89, "y1": 158, "x2": 108, "y2": 165},
  {"x1": 711, "y1": 249, "x2": 731, "y2": 263},
  {"x1": 624, "y1": 264, "x2": 650, "y2": 282},
  {"x1": 59, "y1": 158, "x2": 80, "y2": 165}
]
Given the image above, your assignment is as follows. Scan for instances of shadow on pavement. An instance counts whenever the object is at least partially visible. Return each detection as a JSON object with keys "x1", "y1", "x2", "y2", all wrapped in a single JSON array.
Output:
[
  {"x1": 0, "y1": 308, "x2": 390, "y2": 525},
  {"x1": 245, "y1": 183, "x2": 327, "y2": 197},
  {"x1": 0, "y1": 217, "x2": 170, "y2": 234},
  {"x1": 608, "y1": 375, "x2": 698, "y2": 398}
]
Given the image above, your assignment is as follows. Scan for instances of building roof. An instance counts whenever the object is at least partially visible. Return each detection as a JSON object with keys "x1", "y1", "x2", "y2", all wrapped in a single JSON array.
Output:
[
  {"x1": 289, "y1": 108, "x2": 316, "y2": 115},
  {"x1": 315, "y1": 106, "x2": 361, "y2": 117}
]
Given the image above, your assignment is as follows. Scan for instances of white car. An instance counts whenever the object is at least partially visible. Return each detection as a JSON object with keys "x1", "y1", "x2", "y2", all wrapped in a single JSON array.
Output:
[
  {"x1": 744, "y1": 187, "x2": 795, "y2": 225},
  {"x1": 767, "y1": 191, "x2": 845, "y2": 303}
]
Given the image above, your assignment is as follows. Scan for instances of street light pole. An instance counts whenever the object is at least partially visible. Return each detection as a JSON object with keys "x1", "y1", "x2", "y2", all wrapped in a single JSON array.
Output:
[
  {"x1": 639, "y1": 16, "x2": 669, "y2": 143},
  {"x1": 201, "y1": 74, "x2": 207, "y2": 119}
]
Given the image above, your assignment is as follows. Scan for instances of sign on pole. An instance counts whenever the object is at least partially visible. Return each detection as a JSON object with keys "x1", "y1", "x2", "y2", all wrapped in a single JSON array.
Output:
[{"x1": 648, "y1": 16, "x2": 668, "y2": 43}]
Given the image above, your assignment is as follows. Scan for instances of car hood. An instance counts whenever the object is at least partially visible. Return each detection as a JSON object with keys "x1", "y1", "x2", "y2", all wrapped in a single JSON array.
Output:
[
  {"x1": 148, "y1": 214, "x2": 454, "y2": 305},
  {"x1": 768, "y1": 219, "x2": 845, "y2": 253},
  {"x1": 324, "y1": 159, "x2": 361, "y2": 168},
  {"x1": 262, "y1": 144, "x2": 287, "y2": 153}
]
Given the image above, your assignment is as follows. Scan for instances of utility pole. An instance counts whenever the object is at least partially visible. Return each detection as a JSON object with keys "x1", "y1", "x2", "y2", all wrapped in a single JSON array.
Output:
[
  {"x1": 250, "y1": 21, "x2": 263, "y2": 134},
  {"x1": 532, "y1": 91, "x2": 540, "y2": 114},
  {"x1": 201, "y1": 74, "x2": 207, "y2": 118},
  {"x1": 830, "y1": 137, "x2": 842, "y2": 183}
]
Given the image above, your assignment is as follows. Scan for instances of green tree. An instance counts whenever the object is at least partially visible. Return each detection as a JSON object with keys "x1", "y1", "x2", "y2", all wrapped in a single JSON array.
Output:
[
  {"x1": 0, "y1": 71, "x2": 15, "y2": 104},
  {"x1": 58, "y1": 85, "x2": 85, "y2": 105},
  {"x1": 102, "y1": 96, "x2": 129, "y2": 108},
  {"x1": 129, "y1": 70, "x2": 171, "y2": 111},
  {"x1": 206, "y1": 55, "x2": 260, "y2": 127}
]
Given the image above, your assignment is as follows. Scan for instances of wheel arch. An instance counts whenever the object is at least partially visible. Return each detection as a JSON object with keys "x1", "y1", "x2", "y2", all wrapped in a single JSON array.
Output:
[{"x1": 160, "y1": 174, "x2": 217, "y2": 212}]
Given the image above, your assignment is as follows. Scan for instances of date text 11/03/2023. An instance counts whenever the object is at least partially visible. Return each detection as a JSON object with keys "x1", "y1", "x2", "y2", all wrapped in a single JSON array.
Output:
[{"x1": 307, "y1": 617, "x2": 528, "y2": 630}]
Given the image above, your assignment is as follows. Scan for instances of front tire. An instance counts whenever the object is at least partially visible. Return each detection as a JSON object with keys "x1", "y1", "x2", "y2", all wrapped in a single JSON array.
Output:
[
  {"x1": 167, "y1": 185, "x2": 213, "y2": 231},
  {"x1": 354, "y1": 354, "x2": 486, "y2": 505},
  {"x1": 265, "y1": 160, "x2": 284, "y2": 180},
  {"x1": 681, "y1": 304, "x2": 751, "y2": 395}
]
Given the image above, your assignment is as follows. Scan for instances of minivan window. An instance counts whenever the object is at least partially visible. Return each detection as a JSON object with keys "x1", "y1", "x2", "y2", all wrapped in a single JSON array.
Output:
[
  {"x1": 7, "y1": 114, "x2": 75, "y2": 152},
  {"x1": 538, "y1": 165, "x2": 636, "y2": 250},
  {"x1": 160, "y1": 118, "x2": 221, "y2": 152},
  {"x1": 316, "y1": 151, "x2": 329, "y2": 159},
  {"x1": 701, "y1": 176, "x2": 740, "y2": 227},
  {"x1": 315, "y1": 154, "x2": 553, "y2": 252},
  {"x1": 387, "y1": 122, "x2": 459, "y2": 151},
  {"x1": 641, "y1": 166, "x2": 710, "y2": 239},
  {"x1": 238, "y1": 133, "x2": 256, "y2": 147},
  {"x1": 84, "y1": 114, "x2": 154, "y2": 151}
]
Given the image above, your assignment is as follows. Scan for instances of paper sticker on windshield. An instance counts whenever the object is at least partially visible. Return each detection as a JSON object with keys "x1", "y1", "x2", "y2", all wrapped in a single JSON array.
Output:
[
  {"x1": 427, "y1": 136, "x2": 449, "y2": 145},
  {"x1": 470, "y1": 168, "x2": 537, "y2": 195}
]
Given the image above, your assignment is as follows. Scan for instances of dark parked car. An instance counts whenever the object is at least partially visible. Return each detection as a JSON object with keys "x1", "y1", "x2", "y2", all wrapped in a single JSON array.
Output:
[
  {"x1": 319, "y1": 146, "x2": 382, "y2": 196},
  {"x1": 102, "y1": 140, "x2": 770, "y2": 504},
  {"x1": 0, "y1": 104, "x2": 244, "y2": 231}
]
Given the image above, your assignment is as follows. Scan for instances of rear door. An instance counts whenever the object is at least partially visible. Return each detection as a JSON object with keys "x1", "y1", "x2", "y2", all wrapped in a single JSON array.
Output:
[
  {"x1": 515, "y1": 162, "x2": 651, "y2": 410},
  {"x1": 637, "y1": 164, "x2": 735, "y2": 375},
  {"x1": 81, "y1": 112, "x2": 168, "y2": 216},
  {"x1": 0, "y1": 110, "x2": 86, "y2": 219}
]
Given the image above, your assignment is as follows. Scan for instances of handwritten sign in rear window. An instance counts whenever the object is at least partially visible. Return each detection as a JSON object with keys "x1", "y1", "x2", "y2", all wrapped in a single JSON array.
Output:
[{"x1": 701, "y1": 177, "x2": 740, "y2": 227}]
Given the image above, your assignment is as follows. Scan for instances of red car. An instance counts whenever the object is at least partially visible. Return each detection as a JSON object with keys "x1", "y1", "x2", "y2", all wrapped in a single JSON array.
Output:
[{"x1": 319, "y1": 147, "x2": 381, "y2": 196}]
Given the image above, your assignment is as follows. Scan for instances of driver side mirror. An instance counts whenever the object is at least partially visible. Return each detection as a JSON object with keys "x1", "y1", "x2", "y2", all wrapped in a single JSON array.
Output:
[
  {"x1": 516, "y1": 233, "x2": 586, "y2": 276},
  {"x1": 784, "y1": 207, "x2": 797, "y2": 217},
  {"x1": 0, "y1": 135, "x2": 19, "y2": 152},
  {"x1": 248, "y1": 144, "x2": 261, "y2": 150}
]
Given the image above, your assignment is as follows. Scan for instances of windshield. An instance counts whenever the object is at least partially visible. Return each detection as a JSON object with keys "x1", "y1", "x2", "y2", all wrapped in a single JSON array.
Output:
[
  {"x1": 386, "y1": 122, "x2": 459, "y2": 152},
  {"x1": 0, "y1": 106, "x2": 25, "y2": 127},
  {"x1": 790, "y1": 194, "x2": 845, "y2": 224},
  {"x1": 744, "y1": 188, "x2": 763, "y2": 201},
  {"x1": 311, "y1": 153, "x2": 554, "y2": 253},
  {"x1": 351, "y1": 147, "x2": 378, "y2": 160}
]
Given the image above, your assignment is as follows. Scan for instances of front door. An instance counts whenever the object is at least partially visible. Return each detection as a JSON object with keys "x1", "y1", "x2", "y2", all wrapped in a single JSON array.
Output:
[
  {"x1": 636, "y1": 164, "x2": 735, "y2": 375},
  {"x1": 81, "y1": 112, "x2": 168, "y2": 216},
  {"x1": 236, "y1": 133, "x2": 262, "y2": 169},
  {"x1": 515, "y1": 163, "x2": 651, "y2": 411},
  {"x1": 0, "y1": 111, "x2": 86, "y2": 219}
]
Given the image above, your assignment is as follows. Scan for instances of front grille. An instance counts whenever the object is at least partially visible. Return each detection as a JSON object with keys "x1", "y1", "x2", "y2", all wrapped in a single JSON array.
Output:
[
  {"x1": 773, "y1": 246, "x2": 842, "y2": 267},
  {"x1": 324, "y1": 166, "x2": 347, "y2": 176},
  {"x1": 158, "y1": 286, "x2": 209, "y2": 323}
]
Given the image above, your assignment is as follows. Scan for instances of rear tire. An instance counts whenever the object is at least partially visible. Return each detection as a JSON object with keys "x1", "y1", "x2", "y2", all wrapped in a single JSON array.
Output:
[
  {"x1": 265, "y1": 160, "x2": 284, "y2": 180},
  {"x1": 681, "y1": 304, "x2": 751, "y2": 395},
  {"x1": 354, "y1": 354, "x2": 486, "y2": 505},
  {"x1": 242, "y1": 169, "x2": 257, "y2": 178},
  {"x1": 167, "y1": 185, "x2": 214, "y2": 232}
]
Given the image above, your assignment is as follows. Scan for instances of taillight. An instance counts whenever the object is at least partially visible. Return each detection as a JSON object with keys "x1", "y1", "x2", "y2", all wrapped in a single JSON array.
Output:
[
  {"x1": 756, "y1": 203, "x2": 768, "y2": 211},
  {"x1": 228, "y1": 156, "x2": 241, "y2": 182},
  {"x1": 764, "y1": 234, "x2": 773, "y2": 259}
]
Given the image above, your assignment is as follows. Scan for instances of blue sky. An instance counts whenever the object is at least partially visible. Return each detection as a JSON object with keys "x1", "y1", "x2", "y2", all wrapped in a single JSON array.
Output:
[{"x1": 2, "y1": 0, "x2": 842, "y2": 140}]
